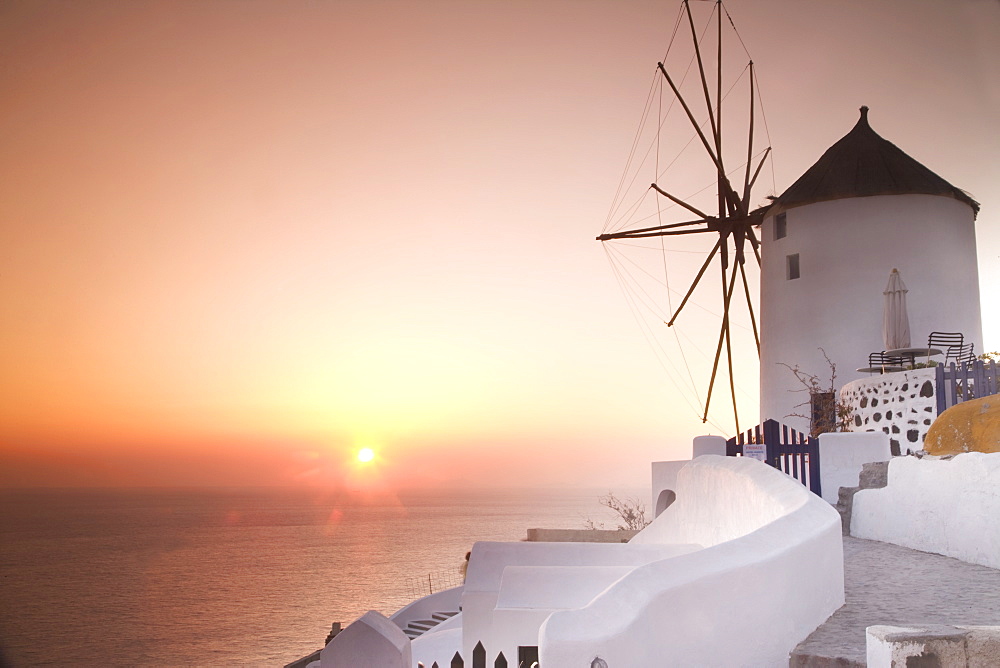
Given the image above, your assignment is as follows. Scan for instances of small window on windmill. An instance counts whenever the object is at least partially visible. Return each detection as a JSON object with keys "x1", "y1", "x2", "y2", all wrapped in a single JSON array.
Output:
[
  {"x1": 786, "y1": 253, "x2": 800, "y2": 280},
  {"x1": 774, "y1": 212, "x2": 787, "y2": 239}
]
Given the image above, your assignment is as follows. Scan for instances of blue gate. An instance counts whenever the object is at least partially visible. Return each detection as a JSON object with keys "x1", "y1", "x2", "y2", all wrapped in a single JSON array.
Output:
[{"x1": 726, "y1": 419, "x2": 821, "y2": 496}]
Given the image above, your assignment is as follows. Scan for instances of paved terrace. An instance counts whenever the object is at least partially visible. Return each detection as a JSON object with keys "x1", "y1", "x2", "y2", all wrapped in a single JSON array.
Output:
[{"x1": 791, "y1": 536, "x2": 1000, "y2": 666}]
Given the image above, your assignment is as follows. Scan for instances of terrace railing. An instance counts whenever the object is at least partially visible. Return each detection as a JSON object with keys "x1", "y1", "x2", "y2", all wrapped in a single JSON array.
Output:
[
  {"x1": 935, "y1": 359, "x2": 999, "y2": 414},
  {"x1": 403, "y1": 569, "x2": 464, "y2": 600}
]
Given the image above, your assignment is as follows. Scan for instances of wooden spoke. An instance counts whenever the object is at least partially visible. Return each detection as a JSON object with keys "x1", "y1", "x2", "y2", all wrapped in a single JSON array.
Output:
[
  {"x1": 703, "y1": 259, "x2": 740, "y2": 425},
  {"x1": 746, "y1": 147, "x2": 771, "y2": 195},
  {"x1": 725, "y1": 311, "x2": 739, "y2": 435},
  {"x1": 666, "y1": 237, "x2": 723, "y2": 327},
  {"x1": 741, "y1": 61, "x2": 755, "y2": 214},
  {"x1": 702, "y1": 283, "x2": 728, "y2": 422},
  {"x1": 657, "y1": 62, "x2": 724, "y2": 175},
  {"x1": 746, "y1": 226, "x2": 762, "y2": 266},
  {"x1": 739, "y1": 258, "x2": 760, "y2": 353},
  {"x1": 650, "y1": 183, "x2": 711, "y2": 219},
  {"x1": 722, "y1": 245, "x2": 739, "y2": 435},
  {"x1": 683, "y1": 0, "x2": 719, "y2": 145},
  {"x1": 715, "y1": 0, "x2": 724, "y2": 221},
  {"x1": 599, "y1": 2, "x2": 768, "y2": 435},
  {"x1": 595, "y1": 217, "x2": 710, "y2": 241},
  {"x1": 610, "y1": 228, "x2": 714, "y2": 240}
]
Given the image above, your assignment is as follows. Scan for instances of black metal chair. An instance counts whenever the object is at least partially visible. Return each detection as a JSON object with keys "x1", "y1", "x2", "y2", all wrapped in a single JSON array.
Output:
[
  {"x1": 928, "y1": 331, "x2": 964, "y2": 351},
  {"x1": 925, "y1": 331, "x2": 965, "y2": 366},
  {"x1": 947, "y1": 342, "x2": 976, "y2": 366},
  {"x1": 859, "y1": 352, "x2": 906, "y2": 374}
]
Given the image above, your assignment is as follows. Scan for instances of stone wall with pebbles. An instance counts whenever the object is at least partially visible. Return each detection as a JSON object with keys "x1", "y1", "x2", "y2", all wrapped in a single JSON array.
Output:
[{"x1": 839, "y1": 368, "x2": 938, "y2": 456}]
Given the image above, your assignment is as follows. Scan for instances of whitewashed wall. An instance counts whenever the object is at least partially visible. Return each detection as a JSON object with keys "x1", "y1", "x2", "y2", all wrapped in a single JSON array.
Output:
[
  {"x1": 651, "y1": 435, "x2": 726, "y2": 517},
  {"x1": 490, "y1": 565, "x2": 635, "y2": 664},
  {"x1": 320, "y1": 611, "x2": 410, "y2": 668},
  {"x1": 410, "y1": 627, "x2": 461, "y2": 668},
  {"x1": 540, "y1": 456, "x2": 844, "y2": 667},
  {"x1": 852, "y1": 452, "x2": 1000, "y2": 568},
  {"x1": 817, "y1": 431, "x2": 891, "y2": 504},
  {"x1": 760, "y1": 194, "x2": 981, "y2": 434},
  {"x1": 839, "y1": 368, "x2": 938, "y2": 455},
  {"x1": 460, "y1": 541, "x2": 697, "y2": 663}
]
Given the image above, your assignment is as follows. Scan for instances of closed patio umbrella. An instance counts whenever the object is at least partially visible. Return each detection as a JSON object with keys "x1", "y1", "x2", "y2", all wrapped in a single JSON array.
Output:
[{"x1": 882, "y1": 268, "x2": 910, "y2": 350}]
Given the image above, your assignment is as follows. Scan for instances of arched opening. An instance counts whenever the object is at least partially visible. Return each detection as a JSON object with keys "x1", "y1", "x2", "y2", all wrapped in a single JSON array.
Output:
[{"x1": 655, "y1": 489, "x2": 676, "y2": 517}]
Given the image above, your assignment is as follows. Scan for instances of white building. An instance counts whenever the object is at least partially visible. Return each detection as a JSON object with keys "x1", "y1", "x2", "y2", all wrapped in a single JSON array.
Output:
[
  {"x1": 308, "y1": 109, "x2": 997, "y2": 668},
  {"x1": 317, "y1": 454, "x2": 846, "y2": 668},
  {"x1": 759, "y1": 107, "x2": 982, "y2": 434}
]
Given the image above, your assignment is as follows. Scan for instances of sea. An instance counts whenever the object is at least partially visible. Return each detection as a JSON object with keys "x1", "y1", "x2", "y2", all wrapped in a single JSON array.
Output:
[{"x1": 0, "y1": 486, "x2": 624, "y2": 667}]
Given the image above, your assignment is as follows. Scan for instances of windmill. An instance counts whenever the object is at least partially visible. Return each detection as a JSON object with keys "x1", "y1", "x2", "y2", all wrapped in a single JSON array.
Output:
[{"x1": 597, "y1": 0, "x2": 773, "y2": 434}]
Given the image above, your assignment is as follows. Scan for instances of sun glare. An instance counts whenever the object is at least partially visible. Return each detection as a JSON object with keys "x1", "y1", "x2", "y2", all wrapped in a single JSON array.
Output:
[{"x1": 357, "y1": 447, "x2": 375, "y2": 463}]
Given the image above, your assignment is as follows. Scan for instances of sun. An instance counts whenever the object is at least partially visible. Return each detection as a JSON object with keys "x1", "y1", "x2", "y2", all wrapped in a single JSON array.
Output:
[{"x1": 357, "y1": 447, "x2": 375, "y2": 463}]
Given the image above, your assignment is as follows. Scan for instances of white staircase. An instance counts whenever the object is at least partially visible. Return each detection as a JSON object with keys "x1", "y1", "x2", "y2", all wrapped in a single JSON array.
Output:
[{"x1": 403, "y1": 611, "x2": 459, "y2": 639}]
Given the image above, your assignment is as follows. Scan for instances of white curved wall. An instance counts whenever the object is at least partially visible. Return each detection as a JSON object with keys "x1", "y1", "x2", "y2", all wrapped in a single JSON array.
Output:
[
  {"x1": 539, "y1": 456, "x2": 844, "y2": 667},
  {"x1": 461, "y1": 541, "x2": 698, "y2": 663},
  {"x1": 632, "y1": 455, "x2": 807, "y2": 547},
  {"x1": 760, "y1": 194, "x2": 981, "y2": 433},
  {"x1": 389, "y1": 586, "x2": 462, "y2": 633},
  {"x1": 851, "y1": 452, "x2": 1000, "y2": 568}
]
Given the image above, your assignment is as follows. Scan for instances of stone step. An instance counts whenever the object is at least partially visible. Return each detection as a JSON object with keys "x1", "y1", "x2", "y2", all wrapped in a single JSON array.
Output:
[
  {"x1": 404, "y1": 611, "x2": 461, "y2": 639},
  {"x1": 835, "y1": 460, "x2": 891, "y2": 536},
  {"x1": 859, "y1": 460, "x2": 889, "y2": 489},
  {"x1": 835, "y1": 486, "x2": 860, "y2": 535}
]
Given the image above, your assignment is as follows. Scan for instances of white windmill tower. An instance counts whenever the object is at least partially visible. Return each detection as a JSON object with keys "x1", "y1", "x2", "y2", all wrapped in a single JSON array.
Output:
[{"x1": 758, "y1": 106, "x2": 982, "y2": 434}]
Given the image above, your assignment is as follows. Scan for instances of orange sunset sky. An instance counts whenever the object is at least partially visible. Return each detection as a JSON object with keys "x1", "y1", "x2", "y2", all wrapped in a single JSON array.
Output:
[{"x1": 2, "y1": 0, "x2": 998, "y2": 490}]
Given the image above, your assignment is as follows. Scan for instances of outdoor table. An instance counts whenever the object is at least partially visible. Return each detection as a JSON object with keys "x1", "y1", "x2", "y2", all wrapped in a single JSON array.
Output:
[
  {"x1": 856, "y1": 365, "x2": 905, "y2": 374},
  {"x1": 884, "y1": 347, "x2": 943, "y2": 366}
]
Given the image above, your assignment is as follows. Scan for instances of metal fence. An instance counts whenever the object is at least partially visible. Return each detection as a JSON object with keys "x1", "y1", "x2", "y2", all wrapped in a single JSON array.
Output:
[{"x1": 403, "y1": 570, "x2": 464, "y2": 600}]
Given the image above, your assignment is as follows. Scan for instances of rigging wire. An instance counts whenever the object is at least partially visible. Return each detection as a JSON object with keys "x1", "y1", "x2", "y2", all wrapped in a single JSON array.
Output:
[
  {"x1": 605, "y1": 249, "x2": 731, "y2": 433},
  {"x1": 605, "y1": 5, "x2": 719, "y2": 235},
  {"x1": 604, "y1": 241, "x2": 754, "y2": 330},
  {"x1": 603, "y1": 72, "x2": 659, "y2": 235},
  {"x1": 605, "y1": 242, "x2": 756, "y2": 428},
  {"x1": 604, "y1": 3, "x2": 685, "y2": 235},
  {"x1": 618, "y1": 65, "x2": 759, "y2": 232},
  {"x1": 752, "y1": 66, "x2": 778, "y2": 197},
  {"x1": 656, "y1": 78, "x2": 704, "y2": 416},
  {"x1": 722, "y1": 0, "x2": 778, "y2": 198},
  {"x1": 720, "y1": 1, "x2": 753, "y2": 61},
  {"x1": 604, "y1": 246, "x2": 712, "y2": 423}
]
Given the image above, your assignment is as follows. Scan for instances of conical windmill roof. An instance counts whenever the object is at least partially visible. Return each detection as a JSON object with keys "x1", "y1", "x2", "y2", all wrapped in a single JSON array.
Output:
[{"x1": 773, "y1": 107, "x2": 979, "y2": 215}]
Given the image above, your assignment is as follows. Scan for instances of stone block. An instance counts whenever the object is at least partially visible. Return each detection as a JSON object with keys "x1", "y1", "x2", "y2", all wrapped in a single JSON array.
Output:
[
  {"x1": 866, "y1": 625, "x2": 967, "y2": 667},
  {"x1": 964, "y1": 626, "x2": 1000, "y2": 668}
]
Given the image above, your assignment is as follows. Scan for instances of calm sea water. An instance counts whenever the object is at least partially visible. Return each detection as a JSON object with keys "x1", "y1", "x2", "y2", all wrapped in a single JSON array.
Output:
[{"x1": 0, "y1": 487, "x2": 616, "y2": 666}]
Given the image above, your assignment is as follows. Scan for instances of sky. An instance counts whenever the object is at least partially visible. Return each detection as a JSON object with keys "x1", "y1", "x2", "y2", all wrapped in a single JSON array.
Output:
[{"x1": 2, "y1": 0, "x2": 998, "y2": 490}]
